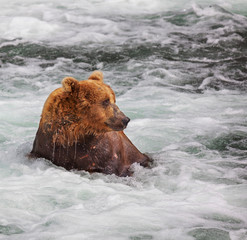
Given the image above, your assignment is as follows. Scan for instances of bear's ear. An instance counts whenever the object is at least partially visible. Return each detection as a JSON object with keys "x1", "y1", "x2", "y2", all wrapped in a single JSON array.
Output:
[
  {"x1": 62, "y1": 77, "x2": 79, "y2": 93},
  {"x1": 88, "y1": 71, "x2": 104, "y2": 82}
]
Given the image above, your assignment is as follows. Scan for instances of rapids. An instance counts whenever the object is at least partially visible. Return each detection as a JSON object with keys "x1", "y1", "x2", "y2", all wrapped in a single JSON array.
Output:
[{"x1": 0, "y1": 0, "x2": 247, "y2": 239}]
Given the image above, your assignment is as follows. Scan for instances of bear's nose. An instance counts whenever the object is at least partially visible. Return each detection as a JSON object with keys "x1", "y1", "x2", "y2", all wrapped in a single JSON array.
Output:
[{"x1": 122, "y1": 117, "x2": 130, "y2": 127}]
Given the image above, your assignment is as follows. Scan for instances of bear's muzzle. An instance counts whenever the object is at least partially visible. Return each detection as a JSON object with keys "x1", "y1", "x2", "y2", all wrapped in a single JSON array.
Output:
[{"x1": 105, "y1": 104, "x2": 130, "y2": 131}]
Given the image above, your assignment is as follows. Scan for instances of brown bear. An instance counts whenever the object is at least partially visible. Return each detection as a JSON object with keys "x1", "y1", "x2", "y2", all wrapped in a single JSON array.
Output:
[{"x1": 30, "y1": 71, "x2": 150, "y2": 176}]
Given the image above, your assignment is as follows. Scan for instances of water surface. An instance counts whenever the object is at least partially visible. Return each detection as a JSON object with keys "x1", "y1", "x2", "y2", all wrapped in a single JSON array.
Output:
[{"x1": 0, "y1": 0, "x2": 247, "y2": 239}]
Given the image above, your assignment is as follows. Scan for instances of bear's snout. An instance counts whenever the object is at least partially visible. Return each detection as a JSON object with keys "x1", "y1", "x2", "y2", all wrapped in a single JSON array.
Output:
[
  {"x1": 105, "y1": 105, "x2": 130, "y2": 131},
  {"x1": 122, "y1": 117, "x2": 130, "y2": 127}
]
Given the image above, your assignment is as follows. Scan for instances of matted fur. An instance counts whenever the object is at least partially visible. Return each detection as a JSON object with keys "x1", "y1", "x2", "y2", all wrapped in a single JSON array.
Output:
[
  {"x1": 39, "y1": 71, "x2": 118, "y2": 146},
  {"x1": 31, "y1": 71, "x2": 151, "y2": 176}
]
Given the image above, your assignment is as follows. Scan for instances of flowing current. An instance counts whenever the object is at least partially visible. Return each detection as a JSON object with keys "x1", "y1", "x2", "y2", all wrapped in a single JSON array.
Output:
[{"x1": 0, "y1": 0, "x2": 247, "y2": 239}]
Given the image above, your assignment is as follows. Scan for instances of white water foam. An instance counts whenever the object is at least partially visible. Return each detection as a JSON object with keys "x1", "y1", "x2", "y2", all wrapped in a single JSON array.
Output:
[{"x1": 0, "y1": 0, "x2": 247, "y2": 239}]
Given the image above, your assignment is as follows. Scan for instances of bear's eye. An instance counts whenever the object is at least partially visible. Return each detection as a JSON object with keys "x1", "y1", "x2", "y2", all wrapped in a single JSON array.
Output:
[{"x1": 102, "y1": 98, "x2": 110, "y2": 107}]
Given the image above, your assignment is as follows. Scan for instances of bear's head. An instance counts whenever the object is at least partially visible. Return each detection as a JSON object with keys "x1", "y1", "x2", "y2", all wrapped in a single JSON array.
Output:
[{"x1": 40, "y1": 71, "x2": 130, "y2": 145}]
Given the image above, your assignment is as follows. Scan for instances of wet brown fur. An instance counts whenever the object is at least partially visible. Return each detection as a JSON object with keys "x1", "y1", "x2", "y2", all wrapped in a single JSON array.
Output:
[{"x1": 31, "y1": 71, "x2": 150, "y2": 176}]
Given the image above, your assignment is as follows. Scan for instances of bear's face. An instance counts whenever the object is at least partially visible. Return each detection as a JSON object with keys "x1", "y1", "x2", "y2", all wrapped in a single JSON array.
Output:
[
  {"x1": 41, "y1": 71, "x2": 130, "y2": 144},
  {"x1": 75, "y1": 79, "x2": 130, "y2": 134}
]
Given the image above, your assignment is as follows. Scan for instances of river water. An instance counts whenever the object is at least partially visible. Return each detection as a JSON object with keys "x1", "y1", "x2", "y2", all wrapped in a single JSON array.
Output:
[{"x1": 0, "y1": 0, "x2": 247, "y2": 239}]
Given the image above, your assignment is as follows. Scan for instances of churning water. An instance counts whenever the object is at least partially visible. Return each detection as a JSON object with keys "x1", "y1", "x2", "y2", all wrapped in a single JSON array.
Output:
[{"x1": 0, "y1": 0, "x2": 247, "y2": 239}]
